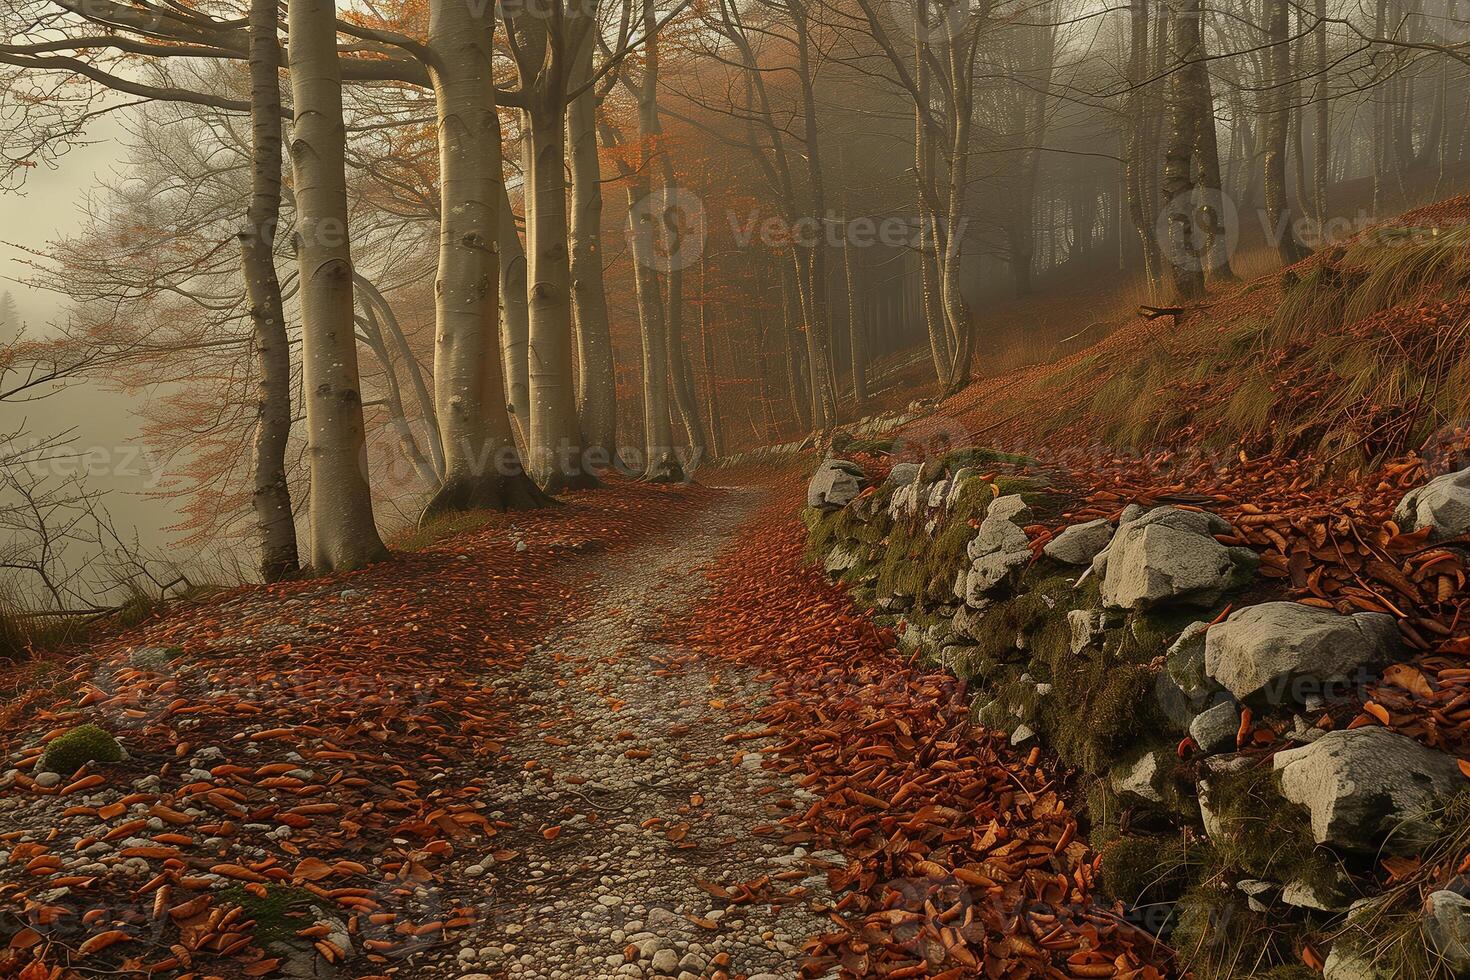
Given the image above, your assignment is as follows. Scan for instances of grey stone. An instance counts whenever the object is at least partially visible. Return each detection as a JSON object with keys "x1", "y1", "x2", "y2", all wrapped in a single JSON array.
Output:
[
  {"x1": 1273, "y1": 727, "x2": 1467, "y2": 855},
  {"x1": 1110, "y1": 748, "x2": 1167, "y2": 804},
  {"x1": 650, "y1": 948, "x2": 680, "y2": 974},
  {"x1": 823, "y1": 544, "x2": 860, "y2": 575},
  {"x1": 1281, "y1": 871, "x2": 1352, "y2": 912},
  {"x1": 1067, "y1": 609, "x2": 1106, "y2": 654},
  {"x1": 945, "y1": 470, "x2": 980, "y2": 508},
  {"x1": 926, "y1": 479, "x2": 951, "y2": 509},
  {"x1": 1204, "y1": 602, "x2": 1398, "y2": 706},
  {"x1": 1009, "y1": 724, "x2": 1036, "y2": 746},
  {"x1": 987, "y1": 494, "x2": 1033, "y2": 525},
  {"x1": 1044, "y1": 519, "x2": 1113, "y2": 566},
  {"x1": 1188, "y1": 699, "x2": 1241, "y2": 754},
  {"x1": 1236, "y1": 878, "x2": 1276, "y2": 913},
  {"x1": 1091, "y1": 504, "x2": 1152, "y2": 578},
  {"x1": 807, "y1": 459, "x2": 865, "y2": 510},
  {"x1": 1426, "y1": 889, "x2": 1470, "y2": 975},
  {"x1": 1323, "y1": 944, "x2": 1392, "y2": 980},
  {"x1": 1196, "y1": 753, "x2": 1254, "y2": 839},
  {"x1": 1101, "y1": 509, "x2": 1256, "y2": 611},
  {"x1": 129, "y1": 646, "x2": 183, "y2": 670},
  {"x1": 1166, "y1": 623, "x2": 1215, "y2": 705},
  {"x1": 965, "y1": 550, "x2": 1030, "y2": 603},
  {"x1": 888, "y1": 480, "x2": 924, "y2": 519},
  {"x1": 967, "y1": 515, "x2": 1031, "y2": 561},
  {"x1": 1394, "y1": 466, "x2": 1470, "y2": 543},
  {"x1": 33, "y1": 772, "x2": 61, "y2": 788},
  {"x1": 886, "y1": 462, "x2": 920, "y2": 487}
]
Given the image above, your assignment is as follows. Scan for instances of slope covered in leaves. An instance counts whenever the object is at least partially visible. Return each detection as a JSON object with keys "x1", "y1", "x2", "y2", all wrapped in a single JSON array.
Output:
[{"x1": 685, "y1": 476, "x2": 1172, "y2": 979}]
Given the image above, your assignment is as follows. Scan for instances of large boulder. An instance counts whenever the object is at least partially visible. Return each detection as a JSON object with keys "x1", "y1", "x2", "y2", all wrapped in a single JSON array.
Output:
[
  {"x1": 1395, "y1": 467, "x2": 1470, "y2": 542},
  {"x1": 1204, "y1": 602, "x2": 1398, "y2": 706},
  {"x1": 1273, "y1": 727, "x2": 1466, "y2": 855},
  {"x1": 808, "y1": 459, "x2": 865, "y2": 510},
  {"x1": 1044, "y1": 518, "x2": 1113, "y2": 566},
  {"x1": 1099, "y1": 507, "x2": 1256, "y2": 611}
]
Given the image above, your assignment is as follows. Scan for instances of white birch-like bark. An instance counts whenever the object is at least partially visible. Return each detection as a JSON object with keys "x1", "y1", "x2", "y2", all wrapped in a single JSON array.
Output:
[{"x1": 286, "y1": 0, "x2": 388, "y2": 571}]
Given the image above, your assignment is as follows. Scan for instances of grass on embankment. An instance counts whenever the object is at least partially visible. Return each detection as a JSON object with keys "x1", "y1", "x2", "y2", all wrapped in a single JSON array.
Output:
[{"x1": 947, "y1": 197, "x2": 1470, "y2": 478}]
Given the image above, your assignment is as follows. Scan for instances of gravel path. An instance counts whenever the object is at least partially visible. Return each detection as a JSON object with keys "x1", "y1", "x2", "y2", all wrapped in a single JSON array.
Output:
[{"x1": 452, "y1": 487, "x2": 836, "y2": 980}]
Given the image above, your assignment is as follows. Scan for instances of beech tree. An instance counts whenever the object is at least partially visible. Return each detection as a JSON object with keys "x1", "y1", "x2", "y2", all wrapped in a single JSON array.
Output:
[{"x1": 241, "y1": 0, "x2": 299, "y2": 581}]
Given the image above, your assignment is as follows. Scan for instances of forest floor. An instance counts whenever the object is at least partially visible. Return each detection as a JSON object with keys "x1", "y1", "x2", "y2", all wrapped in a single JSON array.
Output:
[{"x1": 0, "y1": 471, "x2": 1168, "y2": 980}]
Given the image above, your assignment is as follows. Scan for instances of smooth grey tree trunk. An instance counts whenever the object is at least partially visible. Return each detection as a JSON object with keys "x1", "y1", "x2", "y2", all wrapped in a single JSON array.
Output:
[
  {"x1": 421, "y1": 0, "x2": 550, "y2": 517},
  {"x1": 241, "y1": 0, "x2": 299, "y2": 582},
  {"x1": 567, "y1": 26, "x2": 619, "y2": 467},
  {"x1": 660, "y1": 156, "x2": 707, "y2": 463},
  {"x1": 1183, "y1": 0, "x2": 1236, "y2": 282},
  {"x1": 512, "y1": 13, "x2": 599, "y2": 492},
  {"x1": 620, "y1": 0, "x2": 681, "y2": 481},
  {"x1": 496, "y1": 177, "x2": 531, "y2": 428},
  {"x1": 286, "y1": 0, "x2": 388, "y2": 571}
]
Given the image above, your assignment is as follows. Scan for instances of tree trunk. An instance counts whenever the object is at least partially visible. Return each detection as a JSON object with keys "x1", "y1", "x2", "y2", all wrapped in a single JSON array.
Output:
[
  {"x1": 779, "y1": 262, "x2": 812, "y2": 430},
  {"x1": 525, "y1": 98, "x2": 597, "y2": 491},
  {"x1": 1162, "y1": 0, "x2": 1206, "y2": 298},
  {"x1": 1183, "y1": 0, "x2": 1236, "y2": 282},
  {"x1": 421, "y1": 0, "x2": 550, "y2": 517},
  {"x1": 355, "y1": 272, "x2": 443, "y2": 477},
  {"x1": 699, "y1": 249, "x2": 722, "y2": 457},
  {"x1": 1311, "y1": 0, "x2": 1329, "y2": 225},
  {"x1": 622, "y1": 0, "x2": 681, "y2": 481},
  {"x1": 286, "y1": 0, "x2": 388, "y2": 570},
  {"x1": 1264, "y1": 0, "x2": 1306, "y2": 264},
  {"x1": 241, "y1": 0, "x2": 299, "y2": 582},
  {"x1": 786, "y1": 0, "x2": 838, "y2": 429},
  {"x1": 658, "y1": 153, "x2": 707, "y2": 463},
  {"x1": 843, "y1": 212, "x2": 867, "y2": 407},
  {"x1": 1125, "y1": 0, "x2": 1164, "y2": 289},
  {"x1": 567, "y1": 26, "x2": 618, "y2": 467},
  {"x1": 496, "y1": 176, "x2": 530, "y2": 428}
]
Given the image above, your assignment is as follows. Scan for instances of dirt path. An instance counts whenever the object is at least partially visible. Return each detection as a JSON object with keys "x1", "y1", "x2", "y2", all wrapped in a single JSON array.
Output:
[
  {"x1": 0, "y1": 483, "x2": 841, "y2": 980},
  {"x1": 456, "y1": 487, "x2": 835, "y2": 980},
  {"x1": 0, "y1": 474, "x2": 1167, "y2": 980}
]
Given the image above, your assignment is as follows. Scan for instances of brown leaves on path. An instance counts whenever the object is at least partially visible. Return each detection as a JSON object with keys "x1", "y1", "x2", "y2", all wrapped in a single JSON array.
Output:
[
  {"x1": 685, "y1": 477, "x2": 1172, "y2": 979},
  {"x1": 0, "y1": 479, "x2": 714, "y2": 979}
]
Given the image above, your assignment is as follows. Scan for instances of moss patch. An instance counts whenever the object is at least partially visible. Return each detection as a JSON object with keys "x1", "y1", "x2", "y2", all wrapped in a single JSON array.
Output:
[
  {"x1": 220, "y1": 883, "x2": 331, "y2": 948},
  {"x1": 40, "y1": 724, "x2": 123, "y2": 775}
]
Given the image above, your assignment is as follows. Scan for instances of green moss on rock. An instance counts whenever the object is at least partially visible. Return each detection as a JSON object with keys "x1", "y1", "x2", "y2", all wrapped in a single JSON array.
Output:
[{"x1": 39, "y1": 723, "x2": 123, "y2": 775}]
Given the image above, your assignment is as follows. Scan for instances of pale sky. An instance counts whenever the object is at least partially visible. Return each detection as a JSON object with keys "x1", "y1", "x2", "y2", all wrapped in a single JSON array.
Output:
[{"x1": 1, "y1": 114, "x2": 195, "y2": 568}]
